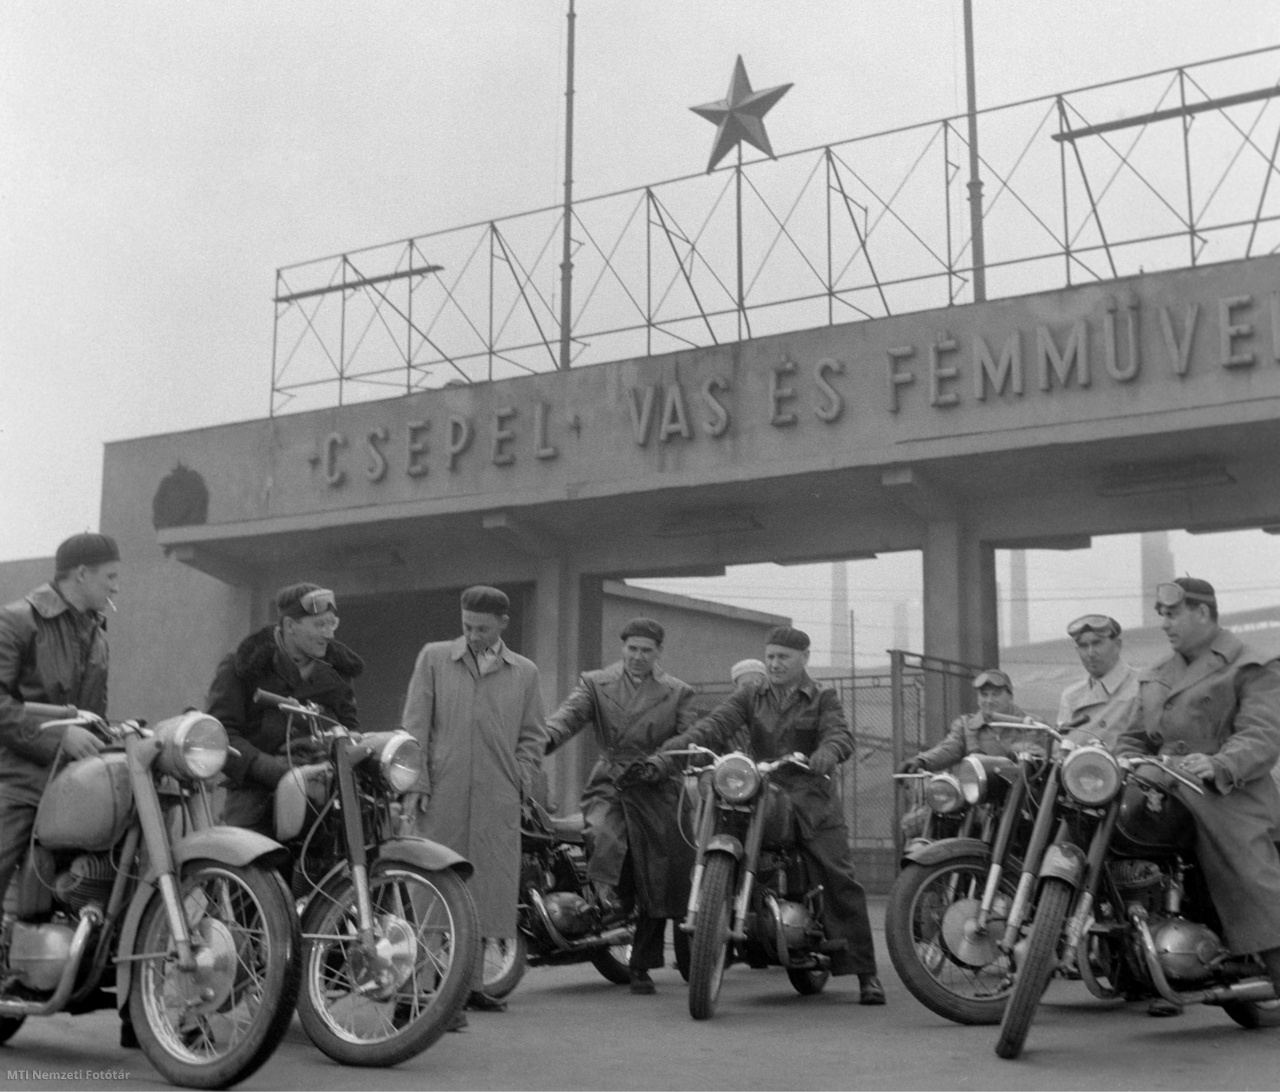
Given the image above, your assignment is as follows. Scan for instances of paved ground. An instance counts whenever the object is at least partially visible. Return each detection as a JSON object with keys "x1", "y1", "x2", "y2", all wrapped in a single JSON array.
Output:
[{"x1": 3, "y1": 898, "x2": 1280, "y2": 1091}]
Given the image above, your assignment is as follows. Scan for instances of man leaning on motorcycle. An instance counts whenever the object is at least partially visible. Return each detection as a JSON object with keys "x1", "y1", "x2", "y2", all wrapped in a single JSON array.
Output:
[
  {"x1": 657, "y1": 625, "x2": 886, "y2": 1005},
  {"x1": 1114, "y1": 577, "x2": 1280, "y2": 1000}
]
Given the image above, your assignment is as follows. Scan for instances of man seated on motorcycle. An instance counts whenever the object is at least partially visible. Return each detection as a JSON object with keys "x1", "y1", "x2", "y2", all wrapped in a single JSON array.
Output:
[
  {"x1": 898, "y1": 669, "x2": 1029, "y2": 774},
  {"x1": 1115, "y1": 577, "x2": 1280, "y2": 1001},
  {"x1": 658, "y1": 626, "x2": 886, "y2": 1006},
  {"x1": 1057, "y1": 614, "x2": 1139, "y2": 750},
  {"x1": 207, "y1": 583, "x2": 361, "y2": 835}
]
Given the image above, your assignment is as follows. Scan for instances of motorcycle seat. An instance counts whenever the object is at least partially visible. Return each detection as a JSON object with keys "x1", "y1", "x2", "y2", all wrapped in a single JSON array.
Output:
[{"x1": 548, "y1": 812, "x2": 586, "y2": 843}]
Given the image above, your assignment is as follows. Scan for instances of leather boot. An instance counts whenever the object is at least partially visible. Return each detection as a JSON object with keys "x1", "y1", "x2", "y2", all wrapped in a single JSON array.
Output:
[{"x1": 1259, "y1": 946, "x2": 1280, "y2": 998}]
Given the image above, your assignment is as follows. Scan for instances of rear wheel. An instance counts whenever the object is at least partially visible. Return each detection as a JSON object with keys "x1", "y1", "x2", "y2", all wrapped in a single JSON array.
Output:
[
  {"x1": 590, "y1": 940, "x2": 632, "y2": 985},
  {"x1": 1224, "y1": 998, "x2": 1280, "y2": 1029},
  {"x1": 885, "y1": 854, "x2": 1016, "y2": 1025},
  {"x1": 481, "y1": 934, "x2": 528, "y2": 1000},
  {"x1": 297, "y1": 863, "x2": 478, "y2": 1067},
  {"x1": 786, "y1": 967, "x2": 830, "y2": 995},
  {"x1": 688, "y1": 854, "x2": 735, "y2": 1020},
  {"x1": 995, "y1": 878, "x2": 1072, "y2": 1059},
  {"x1": 129, "y1": 861, "x2": 301, "y2": 1090},
  {"x1": 0, "y1": 1017, "x2": 24, "y2": 1045}
]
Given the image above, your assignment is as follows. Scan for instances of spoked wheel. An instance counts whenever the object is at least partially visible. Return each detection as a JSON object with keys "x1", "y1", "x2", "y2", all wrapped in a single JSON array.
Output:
[
  {"x1": 786, "y1": 966, "x2": 830, "y2": 995},
  {"x1": 298, "y1": 863, "x2": 479, "y2": 1067},
  {"x1": 129, "y1": 861, "x2": 301, "y2": 1090},
  {"x1": 885, "y1": 854, "x2": 1016, "y2": 1025},
  {"x1": 688, "y1": 854, "x2": 735, "y2": 1020},
  {"x1": 995, "y1": 878, "x2": 1073, "y2": 1059},
  {"x1": 481, "y1": 934, "x2": 528, "y2": 1000}
]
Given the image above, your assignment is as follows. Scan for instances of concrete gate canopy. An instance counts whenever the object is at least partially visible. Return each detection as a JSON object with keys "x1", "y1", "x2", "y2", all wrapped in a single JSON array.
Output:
[{"x1": 101, "y1": 254, "x2": 1280, "y2": 724}]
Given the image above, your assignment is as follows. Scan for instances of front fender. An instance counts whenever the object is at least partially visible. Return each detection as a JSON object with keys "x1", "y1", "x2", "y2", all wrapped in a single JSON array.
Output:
[
  {"x1": 116, "y1": 827, "x2": 291, "y2": 1014},
  {"x1": 705, "y1": 834, "x2": 744, "y2": 861},
  {"x1": 376, "y1": 836, "x2": 474, "y2": 880},
  {"x1": 901, "y1": 836, "x2": 992, "y2": 868},
  {"x1": 1038, "y1": 842, "x2": 1085, "y2": 888}
]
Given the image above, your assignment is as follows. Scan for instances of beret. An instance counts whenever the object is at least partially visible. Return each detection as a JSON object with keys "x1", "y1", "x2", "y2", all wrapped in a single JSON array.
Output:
[
  {"x1": 730, "y1": 658, "x2": 767, "y2": 683},
  {"x1": 55, "y1": 533, "x2": 120, "y2": 572},
  {"x1": 461, "y1": 585, "x2": 510, "y2": 615},
  {"x1": 765, "y1": 626, "x2": 810, "y2": 651},
  {"x1": 620, "y1": 617, "x2": 664, "y2": 644}
]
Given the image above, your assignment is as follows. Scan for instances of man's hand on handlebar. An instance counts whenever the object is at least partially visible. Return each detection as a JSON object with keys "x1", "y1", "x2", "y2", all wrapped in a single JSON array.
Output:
[
  {"x1": 808, "y1": 750, "x2": 837, "y2": 777},
  {"x1": 898, "y1": 756, "x2": 925, "y2": 775},
  {"x1": 61, "y1": 724, "x2": 105, "y2": 761}
]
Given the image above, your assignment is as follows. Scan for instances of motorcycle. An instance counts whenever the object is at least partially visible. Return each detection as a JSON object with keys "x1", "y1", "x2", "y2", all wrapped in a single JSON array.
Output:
[
  {"x1": 0, "y1": 703, "x2": 301, "y2": 1089},
  {"x1": 993, "y1": 732, "x2": 1280, "y2": 1059},
  {"x1": 252, "y1": 689, "x2": 479, "y2": 1067},
  {"x1": 479, "y1": 776, "x2": 634, "y2": 1000},
  {"x1": 676, "y1": 745, "x2": 840, "y2": 1020},
  {"x1": 885, "y1": 738, "x2": 1051, "y2": 1025}
]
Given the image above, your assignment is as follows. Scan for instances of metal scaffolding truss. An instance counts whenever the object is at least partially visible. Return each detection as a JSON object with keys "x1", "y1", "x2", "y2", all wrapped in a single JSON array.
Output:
[{"x1": 271, "y1": 46, "x2": 1280, "y2": 415}]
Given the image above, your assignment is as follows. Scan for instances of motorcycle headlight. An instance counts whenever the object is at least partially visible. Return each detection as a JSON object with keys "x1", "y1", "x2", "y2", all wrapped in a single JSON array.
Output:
[
  {"x1": 1062, "y1": 745, "x2": 1122, "y2": 806},
  {"x1": 364, "y1": 731, "x2": 422, "y2": 795},
  {"x1": 924, "y1": 772, "x2": 964, "y2": 814},
  {"x1": 713, "y1": 753, "x2": 760, "y2": 803},
  {"x1": 154, "y1": 712, "x2": 228, "y2": 781},
  {"x1": 957, "y1": 756, "x2": 988, "y2": 805}
]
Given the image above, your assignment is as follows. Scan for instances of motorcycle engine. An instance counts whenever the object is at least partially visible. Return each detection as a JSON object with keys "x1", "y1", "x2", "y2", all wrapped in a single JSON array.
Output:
[
  {"x1": 8, "y1": 922, "x2": 75, "y2": 993},
  {"x1": 1110, "y1": 858, "x2": 1165, "y2": 914},
  {"x1": 761, "y1": 898, "x2": 815, "y2": 952},
  {"x1": 543, "y1": 892, "x2": 593, "y2": 938},
  {"x1": 1150, "y1": 915, "x2": 1228, "y2": 984},
  {"x1": 52, "y1": 853, "x2": 114, "y2": 912}
]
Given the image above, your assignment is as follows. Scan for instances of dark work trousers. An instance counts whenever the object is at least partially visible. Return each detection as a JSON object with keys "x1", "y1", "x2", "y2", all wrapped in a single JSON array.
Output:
[
  {"x1": 631, "y1": 914, "x2": 691, "y2": 974},
  {"x1": 791, "y1": 783, "x2": 878, "y2": 977}
]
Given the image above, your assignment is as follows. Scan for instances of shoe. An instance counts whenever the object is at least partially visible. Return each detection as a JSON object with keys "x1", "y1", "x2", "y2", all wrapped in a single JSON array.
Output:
[
  {"x1": 629, "y1": 970, "x2": 656, "y2": 995},
  {"x1": 446, "y1": 1010, "x2": 469, "y2": 1032},
  {"x1": 119, "y1": 1019, "x2": 140, "y2": 1050},
  {"x1": 858, "y1": 974, "x2": 886, "y2": 1006},
  {"x1": 1147, "y1": 998, "x2": 1183, "y2": 1017},
  {"x1": 466, "y1": 991, "x2": 508, "y2": 1012}
]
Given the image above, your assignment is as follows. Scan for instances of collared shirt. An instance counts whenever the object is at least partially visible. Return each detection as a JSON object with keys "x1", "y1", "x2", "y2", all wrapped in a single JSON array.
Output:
[
  {"x1": 472, "y1": 640, "x2": 504, "y2": 675},
  {"x1": 1058, "y1": 659, "x2": 1139, "y2": 750}
]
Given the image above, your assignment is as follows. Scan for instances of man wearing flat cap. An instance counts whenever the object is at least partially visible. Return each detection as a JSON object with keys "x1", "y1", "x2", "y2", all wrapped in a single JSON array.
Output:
[
  {"x1": 1057, "y1": 614, "x2": 1139, "y2": 749},
  {"x1": 402, "y1": 585, "x2": 547, "y2": 1013},
  {"x1": 1116, "y1": 577, "x2": 1280, "y2": 1003},
  {"x1": 0, "y1": 534, "x2": 122, "y2": 1031},
  {"x1": 544, "y1": 617, "x2": 696, "y2": 994},
  {"x1": 899, "y1": 668, "x2": 1028, "y2": 774},
  {"x1": 207, "y1": 582, "x2": 361, "y2": 833},
  {"x1": 660, "y1": 625, "x2": 886, "y2": 1005}
]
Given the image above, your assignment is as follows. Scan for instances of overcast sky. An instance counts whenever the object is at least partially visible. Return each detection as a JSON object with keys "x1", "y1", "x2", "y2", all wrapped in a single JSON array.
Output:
[{"x1": 4, "y1": 1, "x2": 1280, "y2": 661}]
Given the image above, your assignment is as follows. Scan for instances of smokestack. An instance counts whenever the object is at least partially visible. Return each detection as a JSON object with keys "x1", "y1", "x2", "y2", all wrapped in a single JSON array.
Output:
[
  {"x1": 1008, "y1": 549, "x2": 1030, "y2": 647},
  {"x1": 831, "y1": 561, "x2": 850, "y2": 668},
  {"x1": 1141, "y1": 531, "x2": 1175, "y2": 628}
]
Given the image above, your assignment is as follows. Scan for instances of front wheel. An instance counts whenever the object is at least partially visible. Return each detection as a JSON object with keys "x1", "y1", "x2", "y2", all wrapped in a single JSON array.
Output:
[
  {"x1": 297, "y1": 862, "x2": 478, "y2": 1067},
  {"x1": 129, "y1": 861, "x2": 301, "y2": 1090},
  {"x1": 688, "y1": 854, "x2": 735, "y2": 1020},
  {"x1": 995, "y1": 878, "x2": 1073, "y2": 1059},
  {"x1": 885, "y1": 853, "x2": 1016, "y2": 1025},
  {"x1": 481, "y1": 934, "x2": 528, "y2": 1000}
]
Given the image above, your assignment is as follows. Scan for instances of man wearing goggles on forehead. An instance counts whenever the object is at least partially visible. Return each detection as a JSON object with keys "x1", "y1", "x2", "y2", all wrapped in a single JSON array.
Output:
[
  {"x1": 1057, "y1": 614, "x2": 1139, "y2": 750},
  {"x1": 1116, "y1": 577, "x2": 1280, "y2": 1001},
  {"x1": 898, "y1": 668, "x2": 1030, "y2": 774},
  {"x1": 207, "y1": 582, "x2": 362, "y2": 834}
]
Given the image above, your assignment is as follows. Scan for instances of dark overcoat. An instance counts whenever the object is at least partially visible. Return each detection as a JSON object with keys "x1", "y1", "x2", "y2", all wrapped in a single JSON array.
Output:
[
  {"x1": 1116, "y1": 629, "x2": 1280, "y2": 954},
  {"x1": 544, "y1": 662, "x2": 696, "y2": 917}
]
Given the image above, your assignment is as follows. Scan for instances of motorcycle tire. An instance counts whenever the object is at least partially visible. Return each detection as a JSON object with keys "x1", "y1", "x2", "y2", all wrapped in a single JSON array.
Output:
[
  {"x1": 297, "y1": 861, "x2": 478, "y2": 1067},
  {"x1": 590, "y1": 942, "x2": 633, "y2": 986},
  {"x1": 1223, "y1": 998, "x2": 1280, "y2": 1029},
  {"x1": 885, "y1": 853, "x2": 1017, "y2": 1025},
  {"x1": 786, "y1": 967, "x2": 830, "y2": 995},
  {"x1": 128, "y1": 860, "x2": 301, "y2": 1090},
  {"x1": 995, "y1": 877, "x2": 1073, "y2": 1060},
  {"x1": 688, "y1": 854, "x2": 735, "y2": 1021},
  {"x1": 481, "y1": 934, "x2": 528, "y2": 1000},
  {"x1": 0, "y1": 1017, "x2": 24, "y2": 1045}
]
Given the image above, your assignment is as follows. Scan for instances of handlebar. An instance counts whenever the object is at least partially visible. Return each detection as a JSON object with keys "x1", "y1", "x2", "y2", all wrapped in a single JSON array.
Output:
[
  {"x1": 24, "y1": 702, "x2": 83, "y2": 721},
  {"x1": 1124, "y1": 754, "x2": 1207, "y2": 796},
  {"x1": 253, "y1": 688, "x2": 343, "y2": 730}
]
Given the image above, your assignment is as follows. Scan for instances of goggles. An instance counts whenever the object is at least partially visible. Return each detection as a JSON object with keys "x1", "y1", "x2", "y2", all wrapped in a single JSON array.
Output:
[
  {"x1": 1067, "y1": 614, "x2": 1120, "y2": 639},
  {"x1": 972, "y1": 669, "x2": 1012, "y2": 692},
  {"x1": 299, "y1": 588, "x2": 338, "y2": 616},
  {"x1": 1154, "y1": 582, "x2": 1216, "y2": 610}
]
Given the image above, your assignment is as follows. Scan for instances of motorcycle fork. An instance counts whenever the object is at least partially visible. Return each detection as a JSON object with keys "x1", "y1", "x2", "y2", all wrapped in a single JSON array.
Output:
[
  {"x1": 1001, "y1": 763, "x2": 1062, "y2": 952},
  {"x1": 731, "y1": 795, "x2": 769, "y2": 941},
  {"x1": 975, "y1": 776, "x2": 1026, "y2": 932},
  {"x1": 683, "y1": 784, "x2": 723, "y2": 932},
  {"x1": 1060, "y1": 802, "x2": 1120, "y2": 967},
  {"x1": 333, "y1": 742, "x2": 378, "y2": 951},
  {"x1": 127, "y1": 734, "x2": 195, "y2": 971}
]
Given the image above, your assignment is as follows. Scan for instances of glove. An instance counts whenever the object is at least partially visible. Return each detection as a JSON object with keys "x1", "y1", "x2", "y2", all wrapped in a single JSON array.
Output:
[
  {"x1": 808, "y1": 750, "x2": 838, "y2": 777},
  {"x1": 898, "y1": 757, "x2": 925, "y2": 775},
  {"x1": 642, "y1": 754, "x2": 671, "y2": 781}
]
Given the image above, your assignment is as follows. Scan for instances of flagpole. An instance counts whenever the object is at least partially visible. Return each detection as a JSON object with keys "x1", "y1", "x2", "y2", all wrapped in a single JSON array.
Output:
[
  {"x1": 558, "y1": 0, "x2": 576, "y2": 370},
  {"x1": 964, "y1": 0, "x2": 986, "y2": 302}
]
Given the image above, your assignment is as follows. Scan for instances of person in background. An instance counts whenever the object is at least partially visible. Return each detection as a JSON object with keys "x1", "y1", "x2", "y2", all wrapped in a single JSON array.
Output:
[
  {"x1": 544, "y1": 618, "x2": 695, "y2": 994},
  {"x1": 730, "y1": 658, "x2": 767, "y2": 690},
  {"x1": 207, "y1": 583, "x2": 358, "y2": 834},
  {"x1": 660, "y1": 626, "x2": 885, "y2": 1005},
  {"x1": 1057, "y1": 614, "x2": 1139, "y2": 749},
  {"x1": 401, "y1": 585, "x2": 547, "y2": 1020},
  {"x1": 898, "y1": 669, "x2": 1027, "y2": 774}
]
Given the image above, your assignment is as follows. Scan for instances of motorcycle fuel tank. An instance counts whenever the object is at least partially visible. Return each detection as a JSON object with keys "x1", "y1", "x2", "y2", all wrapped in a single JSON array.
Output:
[
  {"x1": 34, "y1": 752, "x2": 133, "y2": 852},
  {"x1": 1112, "y1": 782, "x2": 1196, "y2": 857}
]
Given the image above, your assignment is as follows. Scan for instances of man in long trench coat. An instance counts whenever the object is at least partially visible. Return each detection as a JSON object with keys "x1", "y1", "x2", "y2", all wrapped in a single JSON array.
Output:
[
  {"x1": 1116, "y1": 577, "x2": 1280, "y2": 1000},
  {"x1": 544, "y1": 617, "x2": 696, "y2": 994},
  {"x1": 401, "y1": 585, "x2": 547, "y2": 1014}
]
